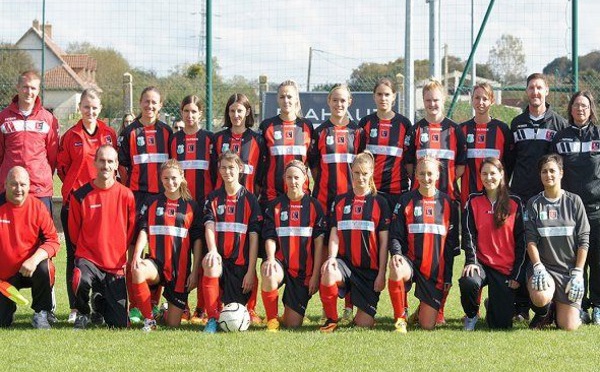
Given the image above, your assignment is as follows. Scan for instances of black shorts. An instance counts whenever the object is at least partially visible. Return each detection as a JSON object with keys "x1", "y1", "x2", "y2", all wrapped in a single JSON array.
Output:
[
  {"x1": 412, "y1": 264, "x2": 444, "y2": 311},
  {"x1": 221, "y1": 260, "x2": 252, "y2": 305},
  {"x1": 146, "y1": 258, "x2": 189, "y2": 310},
  {"x1": 273, "y1": 259, "x2": 312, "y2": 317},
  {"x1": 336, "y1": 259, "x2": 380, "y2": 317}
]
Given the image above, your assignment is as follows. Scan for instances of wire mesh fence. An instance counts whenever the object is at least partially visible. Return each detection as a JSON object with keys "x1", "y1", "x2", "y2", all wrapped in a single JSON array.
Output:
[{"x1": 1, "y1": 0, "x2": 599, "y2": 133}]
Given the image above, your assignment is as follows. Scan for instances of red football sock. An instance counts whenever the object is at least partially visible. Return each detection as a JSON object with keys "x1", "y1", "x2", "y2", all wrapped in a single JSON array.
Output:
[
  {"x1": 247, "y1": 279, "x2": 259, "y2": 312},
  {"x1": 437, "y1": 288, "x2": 450, "y2": 320},
  {"x1": 195, "y1": 267, "x2": 205, "y2": 311},
  {"x1": 203, "y1": 276, "x2": 220, "y2": 319},
  {"x1": 344, "y1": 292, "x2": 353, "y2": 310},
  {"x1": 261, "y1": 289, "x2": 279, "y2": 321},
  {"x1": 132, "y1": 282, "x2": 152, "y2": 319},
  {"x1": 319, "y1": 283, "x2": 339, "y2": 321},
  {"x1": 388, "y1": 279, "x2": 406, "y2": 319}
]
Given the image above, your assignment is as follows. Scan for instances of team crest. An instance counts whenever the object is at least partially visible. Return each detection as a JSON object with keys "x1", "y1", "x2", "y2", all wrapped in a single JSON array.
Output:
[
  {"x1": 420, "y1": 133, "x2": 429, "y2": 143},
  {"x1": 285, "y1": 131, "x2": 293, "y2": 139},
  {"x1": 167, "y1": 207, "x2": 176, "y2": 217},
  {"x1": 177, "y1": 144, "x2": 184, "y2": 154},
  {"x1": 221, "y1": 143, "x2": 230, "y2": 152},
  {"x1": 425, "y1": 207, "x2": 434, "y2": 216},
  {"x1": 414, "y1": 206, "x2": 422, "y2": 217},
  {"x1": 217, "y1": 205, "x2": 225, "y2": 215},
  {"x1": 326, "y1": 136, "x2": 334, "y2": 145},
  {"x1": 523, "y1": 210, "x2": 529, "y2": 221},
  {"x1": 147, "y1": 136, "x2": 155, "y2": 145},
  {"x1": 117, "y1": 136, "x2": 123, "y2": 146},
  {"x1": 431, "y1": 134, "x2": 440, "y2": 142},
  {"x1": 227, "y1": 206, "x2": 235, "y2": 214},
  {"x1": 156, "y1": 207, "x2": 164, "y2": 216},
  {"x1": 36, "y1": 122, "x2": 44, "y2": 130},
  {"x1": 337, "y1": 136, "x2": 346, "y2": 144},
  {"x1": 370, "y1": 129, "x2": 378, "y2": 138},
  {"x1": 343, "y1": 205, "x2": 352, "y2": 214},
  {"x1": 466, "y1": 134, "x2": 475, "y2": 143},
  {"x1": 354, "y1": 205, "x2": 363, "y2": 214},
  {"x1": 539, "y1": 211, "x2": 548, "y2": 220},
  {"x1": 105, "y1": 136, "x2": 113, "y2": 144},
  {"x1": 232, "y1": 144, "x2": 240, "y2": 153},
  {"x1": 381, "y1": 129, "x2": 388, "y2": 138},
  {"x1": 187, "y1": 144, "x2": 196, "y2": 153},
  {"x1": 593, "y1": 141, "x2": 600, "y2": 151},
  {"x1": 549, "y1": 209, "x2": 558, "y2": 220},
  {"x1": 291, "y1": 211, "x2": 300, "y2": 221},
  {"x1": 546, "y1": 131, "x2": 554, "y2": 140},
  {"x1": 404, "y1": 135, "x2": 411, "y2": 146},
  {"x1": 280, "y1": 211, "x2": 288, "y2": 221},
  {"x1": 274, "y1": 130, "x2": 282, "y2": 140},
  {"x1": 477, "y1": 134, "x2": 485, "y2": 143},
  {"x1": 137, "y1": 136, "x2": 145, "y2": 146}
]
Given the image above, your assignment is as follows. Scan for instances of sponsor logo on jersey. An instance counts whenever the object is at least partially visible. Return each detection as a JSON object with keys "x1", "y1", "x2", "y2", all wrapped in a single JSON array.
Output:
[
  {"x1": 90, "y1": 204, "x2": 102, "y2": 209},
  {"x1": 280, "y1": 211, "x2": 288, "y2": 221},
  {"x1": 466, "y1": 134, "x2": 475, "y2": 143},
  {"x1": 137, "y1": 136, "x2": 145, "y2": 146},
  {"x1": 177, "y1": 144, "x2": 184, "y2": 154},
  {"x1": 414, "y1": 206, "x2": 422, "y2": 217},
  {"x1": 274, "y1": 130, "x2": 282, "y2": 140},
  {"x1": 370, "y1": 129, "x2": 378, "y2": 138},
  {"x1": 156, "y1": 207, "x2": 164, "y2": 216},
  {"x1": 0, "y1": 219, "x2": 11, "y2": 224},
  {"x1": 420, "y1": 133, "x2": 429, "y2": 143},
  {"x1": 105, "y1": 136, "x2": 113, "y2": 144},
  {"x1": 74, "y1": 141, "x2": 83, "y2": 147}
]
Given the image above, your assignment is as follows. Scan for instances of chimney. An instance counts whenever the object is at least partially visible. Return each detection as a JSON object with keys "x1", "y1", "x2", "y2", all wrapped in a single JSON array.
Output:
[
  {"x1": 32, "y1": 19, "x2": 40, "y2": 31},
  {"x1": 43, "y1": 23, "x2": 52, "y2": 39}
]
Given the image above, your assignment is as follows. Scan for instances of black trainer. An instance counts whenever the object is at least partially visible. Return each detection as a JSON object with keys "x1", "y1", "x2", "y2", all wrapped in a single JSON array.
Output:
[
  {"x1": 529, "y1": 304, "x2": 554, "y2": 330},
  {"x1": 90, "y1": 293, "x2": 105, "y2": 326}
]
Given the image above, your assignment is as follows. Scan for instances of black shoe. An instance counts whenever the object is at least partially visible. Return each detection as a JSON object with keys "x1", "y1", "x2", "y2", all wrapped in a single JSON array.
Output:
[
  {"x1": 90, "y1": 293, "x2": 105, "y2": 326},
  {"x1": 74, "y1": 314, "x2": 90, "y2": 330},
  {"x1": 529, "y1": 305, "x2": 554, "y2": 330},
  {"x1": 580, "y1": 309, "x2": 591, "y2": 325}
]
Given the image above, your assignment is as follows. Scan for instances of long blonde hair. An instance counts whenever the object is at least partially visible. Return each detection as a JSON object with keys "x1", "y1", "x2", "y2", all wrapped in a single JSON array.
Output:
[
  {"x1": 160, "y1": 159, "x2": 192, "y2": 201},
  {"x1": 278, "y1": 80, "x2": 303, "y2": 118},
  {"x1": 351, "y1": 151, "x2": 377, "y2": 195}
]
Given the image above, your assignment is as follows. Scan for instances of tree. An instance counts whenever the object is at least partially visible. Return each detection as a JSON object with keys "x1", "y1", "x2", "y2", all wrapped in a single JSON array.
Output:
[
  {"x1": 487, "y1": 34, "x2": 527, "y2": 85},
  {"x1": 0, "y1": 43, "x2": 35, "y2": 109}
]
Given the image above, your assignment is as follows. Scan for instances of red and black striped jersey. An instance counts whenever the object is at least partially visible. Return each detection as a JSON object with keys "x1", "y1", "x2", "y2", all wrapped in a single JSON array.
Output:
[
  {"x1": 359, "y1": 112, "x2": 412, "y2": 195},
  {"x1": 259, "y1": 116, "x2": 313, "y2": 202},
  {"x1": 203, "y1": 186, "x2": 262, "y2": 266},
  {"x1": 405, "y1": 118, "x2": 467, "y2": 199},
  {"x1": 68, "y1": 181, "x2": 136, "y2": 275},
  {"x1": 309, "y1": 120, "x2": 365, "y2": 211},
  {"x1": 262, "y1": 194, "x2": 326, "y2": 282},
  {"x1": 169, "y1": 129, "x2": 214, "y2": 202},
  {"x1": 330, "y1": 192, "x2": 391, "y2": 271},
  {"x1": 212, "y1": 128, "x2": 266, "y2": 195},
  {"x1": 390, "y1": 190, "x2": 458, "y2": 289},
  {"x1": 459, "y1": 118, "x2": 513, "y2": 206},
  {"x1": 118, "y1": 119, "x2": 173, "y2": 193},
  {"x1": 139, "y1": 194, "x2": 202, "y2": 293}
]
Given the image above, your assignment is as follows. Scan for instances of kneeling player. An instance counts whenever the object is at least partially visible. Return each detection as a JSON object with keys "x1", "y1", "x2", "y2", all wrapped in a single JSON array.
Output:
[
  {"x1": 69, "y1": 145, "x2": 136, "y2": 329},
  {"x1": 319, "y1": 152, "x2": 391, "y2": 332},
  {"x1": 389, "y1": 156, "x2": 458, "y2": 331},
  {"x1": 261, "y1": 160, "x2": 326, "y2": 331},
  {"x1": 130, "y1": 160, "x2": 202, "y2": 331},
  {"x1": 202, "y1": 151, "x2": 262, "y2": 333}
]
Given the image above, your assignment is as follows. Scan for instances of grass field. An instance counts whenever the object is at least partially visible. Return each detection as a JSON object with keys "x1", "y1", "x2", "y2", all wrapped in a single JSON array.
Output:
[{"x1": 3, "y1": 237, "x2": 600, "y2": 372}]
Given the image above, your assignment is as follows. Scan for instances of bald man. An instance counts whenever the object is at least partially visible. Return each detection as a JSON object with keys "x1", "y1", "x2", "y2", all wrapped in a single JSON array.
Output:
[{"x1": 0, "y1": 166, "x2": 60, "y2": 329}]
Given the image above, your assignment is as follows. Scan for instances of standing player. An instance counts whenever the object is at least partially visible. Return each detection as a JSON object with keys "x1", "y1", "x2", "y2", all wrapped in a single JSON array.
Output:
[
  {"x1": 57, "y1": 88, "x2": 117, "y2": 323},
  {"x1": 169, "y1": 95, "x2": 214, "y2": 324},
  {"x1": 524, "y1": 154, "x2": 589, "y2": 331},
  {"x1": 507, "y1": 73, "x2": 568, "y2": 321},
  {"x1": 460, "y1": 83, "x2": 513, "y2": 206},
  {"x1": 201, "y1": 151, "x2": 262, "y2": 333},
  {"x1": 459, "y1": 157, "x2": 525, "y2": 330},
  {"x1": 68, "y1": 145, "x2": 136, "y2": 329},
  {"x1": 552, "y1": 91, "x2": 600, "y2": 324},
  {"x1": 118, "y1": 86, "x2": 173, "y2": 322},
  {"x1": 261, "y1": 160, "x2": 326, "y2": 331},
  {"x1": 389, "y1": 157, "x2": 458, "y2": 331},
  {"x1": 404, "y1": 79, "x2": 466, "y2": 324},
  {"x1": 260, "y1": 80, "x2": 313, "y2": 204},
  {"x1": 0, "y1": 166, "x2": 59, "y2": 329},
  {"x1": 359, "y1": 78, "x2": 412, "y2": 208},
  {"x1": 212, "y1": 93, "x2": 265, "y2": 323},
  {"x1": 130, "y1": 160, "x2": 203, "y2": 331},
  {"x1": 319, "y1": 152, "x2": 391, "y2": 332},
  {"x1": 0, "y1": 70, "x2": 59, "y2": 214}
]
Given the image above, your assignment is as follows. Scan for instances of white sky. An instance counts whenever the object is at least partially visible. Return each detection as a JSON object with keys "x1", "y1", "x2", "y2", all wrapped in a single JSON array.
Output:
[{"x1": 1, "y1": 0, "x2": 599, "y2": 89}]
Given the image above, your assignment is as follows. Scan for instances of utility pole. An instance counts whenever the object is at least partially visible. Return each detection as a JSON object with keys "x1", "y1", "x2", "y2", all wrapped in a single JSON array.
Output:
[{"x1": 307, "y1": 47, "x2": 313, "y2": 92}]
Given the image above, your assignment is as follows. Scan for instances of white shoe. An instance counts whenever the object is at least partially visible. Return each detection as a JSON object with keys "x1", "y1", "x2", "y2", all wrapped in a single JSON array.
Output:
[
  {"x1": 142, "y1": 318, "x2": 157, "y2": 332},
  {"x1": 67, "y1": 310, "x2": 78, "y2": 324},
  {"x1": 464, "y1": 315, "x2": 479, "y2": 331}
]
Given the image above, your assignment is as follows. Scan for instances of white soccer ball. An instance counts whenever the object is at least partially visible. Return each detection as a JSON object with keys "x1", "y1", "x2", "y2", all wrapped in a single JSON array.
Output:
[{"x1": 218, "y1": 303, "x2": 251, "y2": 332}]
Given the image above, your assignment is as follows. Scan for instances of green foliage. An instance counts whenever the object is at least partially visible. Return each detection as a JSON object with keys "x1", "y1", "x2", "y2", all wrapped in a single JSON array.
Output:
[
  {"x1": 449, "y1": 100, "x2": 521, "y2": 124},
  {"x1": 487, "y1": 34, "x2": 527, "y2": 85},
  {"x1": 0, "y1": 43, "x2": 35, "y2": 109}
]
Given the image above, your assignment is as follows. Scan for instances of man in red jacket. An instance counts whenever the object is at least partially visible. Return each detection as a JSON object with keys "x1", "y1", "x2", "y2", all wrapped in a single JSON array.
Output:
[
  {"x1": 0, "y1": 166, "x2": 60, "y2": 329},
  {"x1": 0, "y1": 71, "x2": 59, "y2": 214}
]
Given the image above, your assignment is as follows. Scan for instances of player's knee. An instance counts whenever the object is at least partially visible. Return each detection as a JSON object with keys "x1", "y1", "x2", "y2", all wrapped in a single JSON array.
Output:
[
  {"x1": 458, "y1": 275, "x2": 479, "y2": 293},
  {"x1": 32, "y1": 259, "x2": 50, "y2": 278},
  {"x1": 320, "y1": 270, "x2": 336, "y2": 286}
]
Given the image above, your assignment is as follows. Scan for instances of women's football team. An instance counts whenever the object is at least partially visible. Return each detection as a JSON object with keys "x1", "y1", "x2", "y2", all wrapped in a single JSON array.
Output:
[{"x1": 60, "y1": 74, "x2": 597, "y2": 332}]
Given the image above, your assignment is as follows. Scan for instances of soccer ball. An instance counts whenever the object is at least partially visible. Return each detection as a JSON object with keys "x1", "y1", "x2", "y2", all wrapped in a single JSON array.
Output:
[{"x1": 218, "y1": 303, "x2": 251, "y2": 332}]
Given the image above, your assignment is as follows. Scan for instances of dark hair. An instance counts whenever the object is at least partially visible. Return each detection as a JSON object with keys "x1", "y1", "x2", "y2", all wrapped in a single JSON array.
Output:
[
  {"x1": 537, "y1": 153, "x2": 563, "y2": 172},
  {"x1": 567, "y1": 90, "x2": 597, "y2": 125},
  {"x1": 526, "y1": 73, "x2": 548, "y2": 88},
  {"x1": 180, "y1": 95, "x2": 203, "y2": 112},
  {"x1": 223, "y1": 93, "x2": 254, "y2": 128},
  {"x1": 480, "y1": 157, "x2": 510, "y2": 228},
  {"x1": 140, "y1": 86, "x2": 162, "y2": 102},
  {"x1": 218, "y1": 150, "x2": 244, "y2": 182},
  {"x1": 373, "y1": 78, "x2": 396, "y2": 94}
]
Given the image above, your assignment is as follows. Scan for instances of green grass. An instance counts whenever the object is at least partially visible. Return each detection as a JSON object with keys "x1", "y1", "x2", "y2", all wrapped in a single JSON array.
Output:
[{"x1": 4, "y1": 240, "x2": 600, "y2": 371}]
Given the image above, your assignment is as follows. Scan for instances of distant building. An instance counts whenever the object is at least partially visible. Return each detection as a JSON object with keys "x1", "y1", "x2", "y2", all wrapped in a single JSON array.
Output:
[{"x1": 15, "y1": 20, "x2": 101, "y2": 122}]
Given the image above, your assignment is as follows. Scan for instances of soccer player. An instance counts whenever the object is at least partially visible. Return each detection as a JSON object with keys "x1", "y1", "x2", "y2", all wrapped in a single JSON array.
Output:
[
  {"x1": 552, "y1": 91, "x2": 600, "y2": 324},
  {"x1": 261, "y1": 160, "x2": 326, "y2": 331},
  {"x1": 130, "y1": 160, "x2": 203, "y2": 331},
  {"x1": 0, "y1": 70, "x2": 59, "y2": 214},
  {"x1": 506, "y1": 73, "x2": 568, "y2": 322},
  {"x1": 201, "y1": 151, "x2": 262, "y2": 334},
  {"x1": 260, "y1": 80, "x2": 313, "y2": 204},
  {"x1": 68, "y1": 145, "x2": 136, "y2": 329},
  {"x1": 117, "y1": 86, "x2": 173, "y2": 322},
  {"x1": 389, "y1": 156, "x2": 459, "y2": 331},
  {"x1": 0, "y1": 166, "x2": 59, "y2": 329},
  {"x1": 404, "y1": 79, "x2": 466, "y2": 324},
  {"x1": 524, "y1": 154, "x2": 589, "y2": 331},
  {"x1": 57, "y1": 88, "x2": 117, "y2": 323},
  {"x1": 359, "y1": 78, "x2": 412, "y2": 208},
  {"x1": 459, "y1": 157, "x2": 526, "y2": 330},
  {"x1": 169, "y1": 95, "x2": 214, "y2": 325},
  {"x1": 460, "y1": 83, "x2": 513, "y2": 207},
  {"x1": 319, "y1": 152, "x2": 391, "y2": 332}
]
